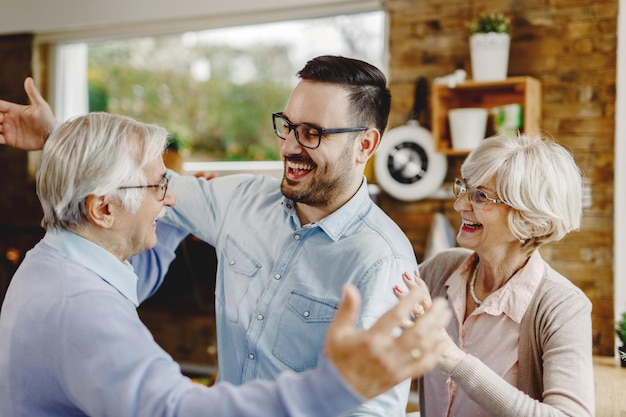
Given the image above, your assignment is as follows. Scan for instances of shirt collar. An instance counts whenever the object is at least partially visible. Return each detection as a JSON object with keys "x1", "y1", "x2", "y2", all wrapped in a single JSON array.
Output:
[
  {"x1": 446, "y1": 251, "x2": 544, "y2": 323},
  {"x1": 43, "y1": 229, "x2": 140, "y2": 306},
  {"x1": 281, "y1": 177, "x2": 371, "y2": 241}
]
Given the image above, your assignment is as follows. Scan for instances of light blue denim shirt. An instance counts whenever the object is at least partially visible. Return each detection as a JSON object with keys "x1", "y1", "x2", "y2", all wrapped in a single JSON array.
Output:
[
  {"x1": 151, "y1": 173, "x2": 417, "y2": 416},
  {"x1": 0, "y1": 224, "x2": 361, "y2": 417}
]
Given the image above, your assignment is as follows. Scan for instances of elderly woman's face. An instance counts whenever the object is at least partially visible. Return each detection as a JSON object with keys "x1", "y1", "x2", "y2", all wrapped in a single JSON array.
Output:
[{"x1": 453, "y1": 178, "x2": 518, "y2": 253}]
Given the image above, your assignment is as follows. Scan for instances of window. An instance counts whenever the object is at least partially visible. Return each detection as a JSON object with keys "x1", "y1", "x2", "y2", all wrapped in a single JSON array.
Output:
[{"x1": 56, "y1": 11, "x2": 385, "y2": 169}]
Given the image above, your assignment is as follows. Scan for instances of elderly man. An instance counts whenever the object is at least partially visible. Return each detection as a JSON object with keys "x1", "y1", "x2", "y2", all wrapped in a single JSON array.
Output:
[{"x1": 0, "y1": 109, "x2": 449, "y2": 417}]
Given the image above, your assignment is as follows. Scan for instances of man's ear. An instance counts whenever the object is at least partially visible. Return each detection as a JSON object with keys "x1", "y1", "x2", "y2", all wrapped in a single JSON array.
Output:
[
  {"x1": 84, "y1": 194, "x2": 115, "y2": 228},
  {"x1": 356, "y1": 128, "x2": 381, "y2": 164}
]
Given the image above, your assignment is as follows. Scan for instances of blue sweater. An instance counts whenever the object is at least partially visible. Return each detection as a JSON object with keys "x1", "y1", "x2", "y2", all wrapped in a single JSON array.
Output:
[{"x1": 0, "y1": 222, "x2": 361, "y2": 417}]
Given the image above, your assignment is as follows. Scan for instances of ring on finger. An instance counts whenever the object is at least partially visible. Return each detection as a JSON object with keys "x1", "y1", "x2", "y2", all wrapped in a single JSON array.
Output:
[
  {"x1": 401, "y1": 318, "x2": 416, "y2": 329},
  {"x1": 414, "y1": 304, "x2": 425, "y2": 317},
  {"x1": 410, "y1": 348, "x2": 422, "y2": 360}
]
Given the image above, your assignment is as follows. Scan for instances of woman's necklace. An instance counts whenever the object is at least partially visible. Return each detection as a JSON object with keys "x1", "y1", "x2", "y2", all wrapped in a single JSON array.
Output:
[
  {"x1": 469, "y1": 257, "x2": 531, "y2": 308},
  {"x1": 469, "y1": 263, "x2": 483, "y2": 306}
]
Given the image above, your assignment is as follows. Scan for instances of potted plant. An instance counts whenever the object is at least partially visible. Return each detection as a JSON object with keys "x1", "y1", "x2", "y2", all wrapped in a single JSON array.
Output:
[
  {"x1": 617, "y1": 312, "x2": 626, "y2": 367},
  {"x1": 164, "y1": 132, "x2": 189, "y2": 173},
  {"x1": 467, "y1": 11, "x2": 512, "y2": 82}
]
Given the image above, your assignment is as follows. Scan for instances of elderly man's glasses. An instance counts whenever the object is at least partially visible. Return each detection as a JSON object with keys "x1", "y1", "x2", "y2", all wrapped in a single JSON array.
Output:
[
  {"x1": 119, "y1": 175, "x2": 170, "y2": 201},
  {"x1": 272, "y1": 112, "x2": 367, "y2": 149},
  {"x1": 453, "y1": 178, "x2": 506, "y2": 209}
]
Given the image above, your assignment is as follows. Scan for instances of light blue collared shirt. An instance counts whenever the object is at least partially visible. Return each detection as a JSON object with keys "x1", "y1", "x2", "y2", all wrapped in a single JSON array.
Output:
[{"x1": 142, "y1": 173, "x2": 417, "y2": 416}]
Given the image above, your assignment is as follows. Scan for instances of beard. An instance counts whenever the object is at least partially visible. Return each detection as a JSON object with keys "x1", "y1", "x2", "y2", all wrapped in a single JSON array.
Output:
[{"x1": 281, "y1": 141, "x2": 355, "y2": 207}]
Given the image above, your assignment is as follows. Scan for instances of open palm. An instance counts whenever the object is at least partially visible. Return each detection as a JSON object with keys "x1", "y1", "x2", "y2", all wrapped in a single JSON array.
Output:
[{"x1": 0, "y1": 77, "x2": 57, "y2": 151}]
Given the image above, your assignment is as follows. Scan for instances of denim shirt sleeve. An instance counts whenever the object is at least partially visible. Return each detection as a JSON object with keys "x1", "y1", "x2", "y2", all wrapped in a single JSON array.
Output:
[
  {"x1": 344, "y1": 257, "x2": 415, "y2": 417},
  {"x1": 160, "y1": 172, "x2": 254, "y2": 245},
  {"x1": 130, "y1": 221, "x2": 189, "y2": 302}
]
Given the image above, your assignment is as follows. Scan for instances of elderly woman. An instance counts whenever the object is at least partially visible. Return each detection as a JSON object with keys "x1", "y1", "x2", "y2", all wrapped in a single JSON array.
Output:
[{"x1": 401, "y1": 134, "x2": 594, "y2": 416}]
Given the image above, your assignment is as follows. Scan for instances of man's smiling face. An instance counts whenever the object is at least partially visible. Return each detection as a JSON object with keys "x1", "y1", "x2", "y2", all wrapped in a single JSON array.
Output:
[{"x1": 278, "y1": 80, "x2": 362, "y2": 208}]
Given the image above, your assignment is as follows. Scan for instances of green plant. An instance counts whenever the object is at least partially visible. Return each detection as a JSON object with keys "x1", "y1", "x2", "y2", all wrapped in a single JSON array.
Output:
[
  {"x1": 468, "y1": 11, "x2": 512, "y2": 36},
  {"x1": 166, "y1": 132, "x2": 189, "y2": 152},
  {"x1": 617, "y1": 312, "x2": 626, "y2": 346}
]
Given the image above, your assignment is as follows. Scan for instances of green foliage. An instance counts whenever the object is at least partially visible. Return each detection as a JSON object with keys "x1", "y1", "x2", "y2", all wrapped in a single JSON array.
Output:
[
  {"x1": 617, "y1": 312, "x2": 626, "y2": 345},
  {"x1": 166, "y1": 132, "x2": 189, "y2": 151},
  {"x1": 468, "y1": 11, "x2": 512, "y2": 36},
  {"x1": 87, "y1": 40, "x2": 292, "y2": 161},
  {"x1": 88, "y1": 82, "x2": 108, "y2": 112}
]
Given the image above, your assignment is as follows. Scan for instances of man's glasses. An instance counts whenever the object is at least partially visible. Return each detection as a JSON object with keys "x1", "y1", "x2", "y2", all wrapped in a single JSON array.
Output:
[
  {"x1": 119, "y1": 175, "x2": 170, "y2": 201},
  {"x1": 453, "y1": 177, "x2": 506, "y2": 209},
  {"x1": 272, "y1": 112, "x2": 367, "y2": 149}
]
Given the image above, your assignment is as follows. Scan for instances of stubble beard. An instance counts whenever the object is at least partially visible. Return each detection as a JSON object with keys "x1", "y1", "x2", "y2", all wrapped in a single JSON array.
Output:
[{"x1": 281, "y1": 144, "x2": 355, "y2": 208}]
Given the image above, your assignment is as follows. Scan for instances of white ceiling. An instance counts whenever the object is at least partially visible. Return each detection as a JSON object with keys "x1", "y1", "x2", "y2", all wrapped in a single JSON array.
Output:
[{"x1": 2, "y1": 0, "x2": 380, "y2": 41}]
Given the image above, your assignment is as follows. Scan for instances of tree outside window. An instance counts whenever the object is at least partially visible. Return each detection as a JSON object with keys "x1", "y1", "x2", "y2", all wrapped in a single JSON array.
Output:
[{"x1": 86, "y1": 11, "x2": 385, "y2": 162}]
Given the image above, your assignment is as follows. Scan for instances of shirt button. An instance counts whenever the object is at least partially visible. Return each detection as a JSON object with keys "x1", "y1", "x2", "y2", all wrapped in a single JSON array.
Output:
[
  {"x1": 229, "y1": 259, "x2": 236, "y2": 265},
  {"x1": 248, "y1": 353, "x2": 255, "y2": 360},
  {"x1": 274, "y1": 274, "x2": 281, "y2": 280},
  {"x1": 257, "y1": 314, "x2": 264, "y2": 320},
  {"x1": 294, "y1": 234, "x2": 301, "y2": 240},
  {"x1": 303, "y1": 310, "x2": 310, "y2": 318},
  {"x1": 256, "y1": 264, "x2": 262, "y2": 269},
  {"x1": 286, "y1": 203, "x2": 292, "y2": 209}
]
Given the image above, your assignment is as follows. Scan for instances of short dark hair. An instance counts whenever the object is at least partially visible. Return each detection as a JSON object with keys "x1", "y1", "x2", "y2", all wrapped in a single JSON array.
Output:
[{"x1": 297, "y1": 55, "x2": 391, "y2": 134}]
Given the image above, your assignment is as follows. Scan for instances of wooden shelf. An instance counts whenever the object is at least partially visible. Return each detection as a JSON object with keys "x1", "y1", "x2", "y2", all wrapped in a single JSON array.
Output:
[{"x1": 431, "y1": 76, "x2": 542, "y2": 154}]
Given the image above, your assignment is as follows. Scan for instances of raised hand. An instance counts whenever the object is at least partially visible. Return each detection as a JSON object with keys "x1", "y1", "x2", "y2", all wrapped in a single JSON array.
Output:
[
  {"x1": 0, "y1": 77, "x2": 57, "y2": 151},
  {"x1": 396, "y1": 270, "x2": 467, "y2": 374},
  {"x1": 324, "y1": 283, "x2": 451, "y2": 399}
]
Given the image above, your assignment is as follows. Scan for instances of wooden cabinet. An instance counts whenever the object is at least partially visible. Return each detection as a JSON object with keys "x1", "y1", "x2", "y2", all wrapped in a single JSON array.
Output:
[{"x1": 431, "y1": 76, "x2": 542, "y2": 155}]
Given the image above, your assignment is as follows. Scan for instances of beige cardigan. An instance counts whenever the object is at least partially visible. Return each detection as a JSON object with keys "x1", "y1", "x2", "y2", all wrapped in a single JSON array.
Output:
[{"x1": 419, "y1": 248, "x2": 595, "y2": 417}]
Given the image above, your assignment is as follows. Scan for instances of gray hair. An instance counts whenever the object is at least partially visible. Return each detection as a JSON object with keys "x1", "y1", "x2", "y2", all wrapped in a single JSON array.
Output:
[
  {"x1": 37, "y1": 112, "x2": 168, "y2": 231},
  {"x1": 461, "y1": 133, "x2": 583, "y2": 252}
]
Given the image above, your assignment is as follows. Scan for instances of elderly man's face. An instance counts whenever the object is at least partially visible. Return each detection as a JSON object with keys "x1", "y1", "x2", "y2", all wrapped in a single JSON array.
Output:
[{"x1": 116, "y1": 157, "x2": 175, "y2": 259}]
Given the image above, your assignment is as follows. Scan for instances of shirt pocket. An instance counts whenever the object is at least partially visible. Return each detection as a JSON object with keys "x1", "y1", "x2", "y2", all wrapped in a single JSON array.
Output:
[
  {"x1": 272, "y1": 290, "x2": 338, "y2": 371},
  {"x1": 221, "y1": 235, "x2": 261, "y2": 323}
]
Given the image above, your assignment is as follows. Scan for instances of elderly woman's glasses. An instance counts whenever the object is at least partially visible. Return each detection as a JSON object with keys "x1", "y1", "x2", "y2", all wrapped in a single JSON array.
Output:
[
  {"x1": 119, "y1": 175, "x2": 170, "y2": 201},
  {"x1": 453, "y1": 178, "x2": 506, "y2": 209},
  {"x1": 272, "y1": 112, "x2": 367, "y2": 149}
]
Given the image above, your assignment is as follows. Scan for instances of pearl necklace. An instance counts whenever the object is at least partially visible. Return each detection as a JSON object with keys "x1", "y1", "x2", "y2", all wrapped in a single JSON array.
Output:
[{"x1": 469, "y1": 263, "x2": 483, "y2": 306}]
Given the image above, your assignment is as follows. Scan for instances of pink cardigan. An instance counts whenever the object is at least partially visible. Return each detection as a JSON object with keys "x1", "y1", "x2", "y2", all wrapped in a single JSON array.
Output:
[{"x1": 419, "y1": 248, "x2": 595, "y2": 417}]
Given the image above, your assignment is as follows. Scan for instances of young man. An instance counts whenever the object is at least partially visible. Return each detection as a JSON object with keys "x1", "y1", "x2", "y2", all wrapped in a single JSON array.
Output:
[
  {"x1": 0, "y1": 111, "x2": 450, "y2": 417},
  {"x1": 145, "y1": 56, "x2": 419, "y2": 415},
  {"x1": 1, "y1": 56, "x2": 430, "y2": 415}
]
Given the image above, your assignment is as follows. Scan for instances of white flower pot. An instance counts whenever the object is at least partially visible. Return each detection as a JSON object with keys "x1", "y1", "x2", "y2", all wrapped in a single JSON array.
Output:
[
  {"x1": 448, "y1": 108, "x2": 488, "y2": 150},
  {"x1": 469, "y1": 32, "x2": 510, "y2": 82}
]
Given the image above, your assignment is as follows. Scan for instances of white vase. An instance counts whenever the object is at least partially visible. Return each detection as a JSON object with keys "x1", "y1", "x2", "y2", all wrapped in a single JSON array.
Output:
[
  {"x1": 469, "y1": 32, "x2": 510, "y2": 82},
  {"x1": 448, "y1": 108, "x2": 488, "y2": 150}
]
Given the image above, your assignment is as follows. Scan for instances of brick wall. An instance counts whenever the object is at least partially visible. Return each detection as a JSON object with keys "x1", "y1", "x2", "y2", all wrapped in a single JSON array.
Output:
[{"x1": 381, "y1": 0, "x2": 617, "y2": 355}]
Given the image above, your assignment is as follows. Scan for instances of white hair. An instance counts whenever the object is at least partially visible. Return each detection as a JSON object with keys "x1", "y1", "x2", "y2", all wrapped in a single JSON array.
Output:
[
  {"x1": 461, "y1": 133, "x2": 584, "y2": 252},
  {"x1": 37, "y1": 112, "x2": 168, "y2": 231}
]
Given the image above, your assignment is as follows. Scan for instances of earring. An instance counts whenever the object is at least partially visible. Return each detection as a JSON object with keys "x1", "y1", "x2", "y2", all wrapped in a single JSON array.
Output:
[{"x1": 519, "y1": 239, "x2": 526, "y2": 244}]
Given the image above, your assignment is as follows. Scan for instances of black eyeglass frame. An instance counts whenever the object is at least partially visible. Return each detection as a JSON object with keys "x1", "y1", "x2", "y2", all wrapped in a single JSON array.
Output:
[
  {"x1": 272, "y1": 112, "x2": 367, "y2": 149},
  {"x1": 453, "y1": 177, "x2": 507, "y2": 208},
  {"x1": 118, "y1": 175, "x2": 170, "y2": 201}
]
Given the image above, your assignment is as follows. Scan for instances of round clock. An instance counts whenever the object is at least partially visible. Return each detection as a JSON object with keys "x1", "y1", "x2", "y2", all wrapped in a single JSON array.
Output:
[{"x1": 374, "y1": 120, "x2": 447, "y2": 201}]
